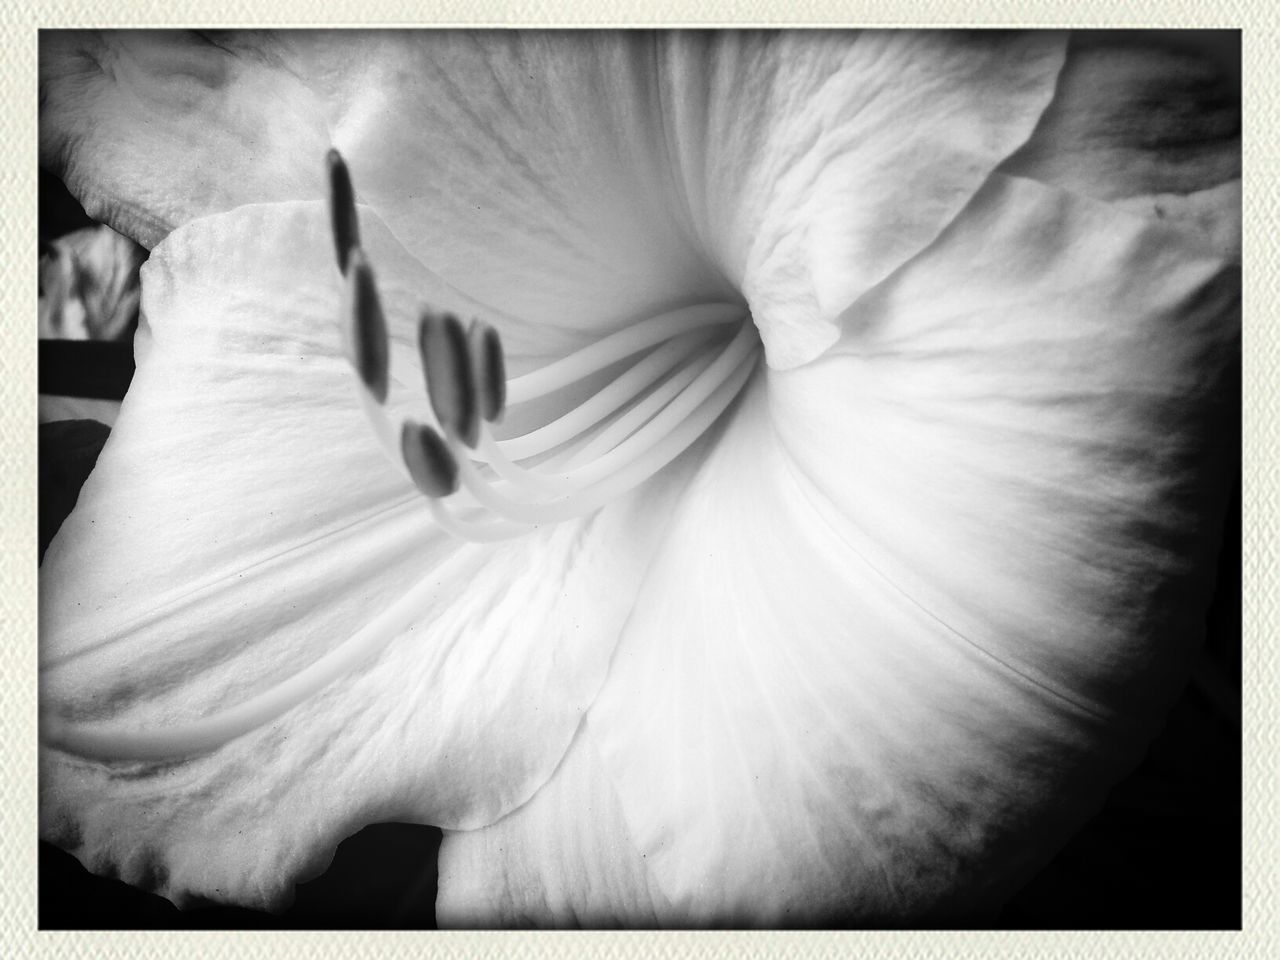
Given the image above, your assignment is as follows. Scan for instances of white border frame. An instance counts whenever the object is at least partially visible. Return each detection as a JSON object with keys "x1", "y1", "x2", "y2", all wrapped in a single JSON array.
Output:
[{"x1": 4, "y1": 5, "x2": 1273, "y2": 957}]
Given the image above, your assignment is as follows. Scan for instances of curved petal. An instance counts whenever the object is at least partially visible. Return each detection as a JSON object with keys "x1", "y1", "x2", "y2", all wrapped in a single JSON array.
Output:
[
  {"x1": 1002, "y1": 31, "x2": 1241, "y2": 258},
  {"x1": 38, "y1": 29, "x2": 723, "y2": 357},
  {"x1": 321, "y1": 32, "x2": 724, "y2": 352},
  {"x1": 452, "y1": 175, "x2": 1238, "y2": 925},
  {"x1": 39, "y1": 31, "x2": 333, "y2": 249},
  {"x1": 41, "y1": 31, "x2": 1067, "y2": 370},
  {"x1": 38, "y1": 202, "x2": 696, "y2": 910},
  {"x1": 658, "y1": 31, "x2": 1067, "y2": 368}
]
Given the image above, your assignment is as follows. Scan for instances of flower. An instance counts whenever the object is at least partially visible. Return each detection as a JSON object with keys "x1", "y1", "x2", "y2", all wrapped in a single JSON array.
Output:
[{"x1": 38, "y1": 30, "x2": 1240, "y2": 927}]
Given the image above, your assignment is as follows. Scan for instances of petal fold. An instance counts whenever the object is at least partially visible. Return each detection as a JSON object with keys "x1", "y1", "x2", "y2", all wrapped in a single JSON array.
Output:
[
  {"x1": 658, "y1": 31, "x2": 1068, "y2": 368},
  {"x1": 1003, "y1": 31, "x2": 1241, "y2": 258},
  {"x1": 436, "y1": 734, "x2": 673, "y2": 929},
  {"x1": 40, "y1": 31, "x2": 332, "y2": 248}
]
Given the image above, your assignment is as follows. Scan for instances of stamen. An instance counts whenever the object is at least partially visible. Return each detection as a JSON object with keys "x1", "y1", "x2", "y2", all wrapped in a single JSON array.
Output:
[
  {"x1": 564, "y1": 322, "x2": 758, "y2": 488},
  {"x1": 400, "y1": 421, "x2": 460, "y2": 498},
  {"x1": 454, "y1": 345, "x2": 758, "y2": 524},
  {"x1": 495, "y1": 327, "x2": 721, "y2": 462},
  {"x1": 562, "y1": 349, "x2": 717, "y2": 469},
  {"x1": 504, "y1": 301, "x2": 743, "y2": 405},
  {"x1": 342, "y1": 248, "x2": 390, "y2": 404},
  {"x1": 477, "y1": 430, "x2": 569, "y2": 499},
  {"x1": 419, "y1": 312, "x2": 480, "y2": 449},
  {"x1": 468, "y1": 320, "x2": 506, "y2": 423},
  {"x1": 555, "y1": 348, "x2": 758, "y2": 513},
  {"x1": 327, "y1": 148, "x2": 359, "y2": 274},
  {"x1": 443, "y1": 324, "x2": 758, "y2": 521}
]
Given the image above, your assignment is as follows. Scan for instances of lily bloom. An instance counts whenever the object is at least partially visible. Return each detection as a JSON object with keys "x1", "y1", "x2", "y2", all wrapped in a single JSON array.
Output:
[{"x1": 38, "y1": 30, "x2": 1239, "y2": 927}]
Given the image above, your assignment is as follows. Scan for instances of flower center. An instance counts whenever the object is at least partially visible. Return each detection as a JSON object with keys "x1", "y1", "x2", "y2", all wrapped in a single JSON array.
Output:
[{"x1": 331, "y1": 151, "x2": 762, "y2": 542}]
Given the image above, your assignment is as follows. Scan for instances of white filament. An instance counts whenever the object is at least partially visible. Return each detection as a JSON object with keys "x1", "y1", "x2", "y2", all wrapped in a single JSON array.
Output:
[
  {"x1": 454, "y1": 346, "x2": 758, "y2": 527},
  {"x1": 449, "y1": 323, "x2": 759, "y2": 523},
  {"x1": 495, "y1": 327, "x2": 721, "y2": 461},
  {"x1": 504, "y1": 301, "x2": 742, "y2": 404}
]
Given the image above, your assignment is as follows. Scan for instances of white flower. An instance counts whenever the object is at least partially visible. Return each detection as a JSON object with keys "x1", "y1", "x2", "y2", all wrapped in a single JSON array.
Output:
[{"x1": 38, "y1": 30, "x2": 1239, "y2": 927}]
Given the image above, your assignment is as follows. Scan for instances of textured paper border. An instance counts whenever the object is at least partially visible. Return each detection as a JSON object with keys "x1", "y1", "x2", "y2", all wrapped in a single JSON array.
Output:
[{"x1": 4, "y1": 4, "x2": 1273, "y2": 957}]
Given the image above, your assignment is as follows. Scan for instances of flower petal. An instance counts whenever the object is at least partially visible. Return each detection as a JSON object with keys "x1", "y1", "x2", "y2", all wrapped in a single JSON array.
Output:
[
  {"x1": 473, "y1": 175, "x2": 1238, "y2": 925},
  {"x1": 39, "y1": 31, "x2": 332, "y2": 248},
  {"x1": 41, "y1": 31, "x2": 1068, "y2": 370},
  {"x1": 39, "y1": 30, "x2": 727, "y2": 358},
  {"x1": 322, "y1": 32, "x2": 726, "y2": 352},
  {"x1": 436, "y1": 733, "x2": 672, "y2": 929},
  {"x1": 657, "y1": 31, "x2": 1068, "y2": 368},
  {"x1": 1002, "y1": 31, "x2": 1241, "y2": 258},
  {"x1": 38, "y1": 201, "x2": 693, "y2": 910}
]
